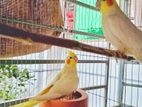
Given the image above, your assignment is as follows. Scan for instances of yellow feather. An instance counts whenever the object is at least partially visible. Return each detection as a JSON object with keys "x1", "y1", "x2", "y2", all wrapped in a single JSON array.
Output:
[
  {"x1": 100, "y1": 1, "x2": 115, "y2": 14},
  {"x1": 11, "y1": 100, "x2": 39, "y2": 107},
  {"x1": 68, "y1": 51, "x2": 77, "y2": 57},
  {"x1": 11, "y1": 84, "x2": 53, "y2": 107},
  {"x1": 37, "y1": 85, "x2": 53, "y2": 96}
]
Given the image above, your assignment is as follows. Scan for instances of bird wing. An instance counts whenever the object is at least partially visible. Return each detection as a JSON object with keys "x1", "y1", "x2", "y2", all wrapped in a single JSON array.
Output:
[
  {"x1": 36, "y1": 71, "x2": 63, "y2": 96},
  {"x1": 36, "y1": 84, "x2": 54, "y2": 96},
  {"x1": 11, "y1": 100, "x2": 40, "y2": 107},
  {"x1": 11, "y1": 71, "x2": 62, "y2": 107},
  {"x1": 30, "y1": 71, "x2": 64, "y2": 101},
  {"x1": 32, "y1": 67, "x2": 79, "y2": 101}
]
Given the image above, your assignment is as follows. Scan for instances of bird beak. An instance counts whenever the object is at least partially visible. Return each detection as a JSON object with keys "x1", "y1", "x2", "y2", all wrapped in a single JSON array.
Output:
[{"x1": 74, "y1": 57, "x2": 78, "y2": 62}]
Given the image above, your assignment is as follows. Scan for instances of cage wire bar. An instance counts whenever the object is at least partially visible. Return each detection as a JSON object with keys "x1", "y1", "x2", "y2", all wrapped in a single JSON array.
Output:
[
  {"x1": 0, "y1": 0, "x2": 142, "y2": 107},
  {"x1": 120, "y1": 0, "x2": 142, "y2": 107}
]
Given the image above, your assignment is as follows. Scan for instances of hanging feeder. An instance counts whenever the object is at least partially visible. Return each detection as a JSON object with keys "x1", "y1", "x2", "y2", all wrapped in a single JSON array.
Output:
[
  {"x1": 39, "y1": 89, "x2": 88, "y2": 107},
  {"x1": 0, "y1": 0, "x2": 63, "y2": 58}
]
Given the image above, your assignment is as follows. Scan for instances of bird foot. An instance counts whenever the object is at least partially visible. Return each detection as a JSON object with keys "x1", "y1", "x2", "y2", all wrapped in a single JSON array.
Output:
[
  {"x1": 60, "y1": 92, "x2": 76, "y2": 100},
  {"x1": 112, "y1": 50, "x2": 125, "y2": 62}
]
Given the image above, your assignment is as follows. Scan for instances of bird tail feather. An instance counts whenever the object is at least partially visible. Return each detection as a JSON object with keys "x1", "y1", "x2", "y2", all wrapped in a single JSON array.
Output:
[{"x1": 11, "y1": 100, "x2": 40, "y2": 107}]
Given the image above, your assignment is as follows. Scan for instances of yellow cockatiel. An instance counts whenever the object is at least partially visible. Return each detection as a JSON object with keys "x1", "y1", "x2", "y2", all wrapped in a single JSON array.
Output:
[
  {"x1": 12, "y1": 51, "x2": 79, "y2": 107},
  {"x1": 96, "y1": 0, "x2": 142, "y2": 62}
]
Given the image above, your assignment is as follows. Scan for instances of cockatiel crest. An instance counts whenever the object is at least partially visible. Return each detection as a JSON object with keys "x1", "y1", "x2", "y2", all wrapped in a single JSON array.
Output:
[
  {"x1": 96, "y1": 0, "x2": 117, "y2": 13},
  {"x1": 65, "y1": 51, "x2": 78, "y2": 65}
]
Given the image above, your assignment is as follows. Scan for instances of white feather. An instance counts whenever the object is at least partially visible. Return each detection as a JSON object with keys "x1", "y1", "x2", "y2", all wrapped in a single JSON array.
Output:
[{"x1": 101, "y1": 1, "x2": 142, "y2": 62}]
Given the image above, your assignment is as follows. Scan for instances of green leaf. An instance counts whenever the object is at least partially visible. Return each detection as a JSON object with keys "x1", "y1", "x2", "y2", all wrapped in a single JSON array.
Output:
[{"x1": 0, "y1": 64, "x2": 35, "y2": 101}]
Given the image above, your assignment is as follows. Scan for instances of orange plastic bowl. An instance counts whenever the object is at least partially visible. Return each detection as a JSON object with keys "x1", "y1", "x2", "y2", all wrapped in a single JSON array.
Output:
[{"x1": 39, "y1": 89, "x2": 88, "y2": 107}]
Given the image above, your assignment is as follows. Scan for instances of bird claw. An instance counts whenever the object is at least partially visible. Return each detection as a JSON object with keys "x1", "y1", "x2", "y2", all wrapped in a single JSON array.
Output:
[{"x1": 112, "y1": 50, "x2": 125, "y2": 62}]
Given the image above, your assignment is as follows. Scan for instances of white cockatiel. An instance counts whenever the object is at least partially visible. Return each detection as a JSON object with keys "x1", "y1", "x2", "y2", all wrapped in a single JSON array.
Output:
[
  {"x1": 96, "y1": 0, "x2": 142, "y2": 62},
  {"x1": 12, "y1": 51, "x2": 79, "y2": 107}
]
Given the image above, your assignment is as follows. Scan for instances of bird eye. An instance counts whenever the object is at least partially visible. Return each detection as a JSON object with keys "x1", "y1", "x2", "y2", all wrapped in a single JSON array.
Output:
[{"x1": 70, "y1": 57, "x2": 72, "y2": 59}]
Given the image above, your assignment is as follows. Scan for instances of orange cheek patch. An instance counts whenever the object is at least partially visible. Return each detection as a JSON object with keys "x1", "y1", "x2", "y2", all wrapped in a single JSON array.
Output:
[
  {"x1": 106, "y1": 0, "x2": 113, "y2": 6},
  {"x1": 67, "y1": 59, "x2": 70, "y2": 64}
]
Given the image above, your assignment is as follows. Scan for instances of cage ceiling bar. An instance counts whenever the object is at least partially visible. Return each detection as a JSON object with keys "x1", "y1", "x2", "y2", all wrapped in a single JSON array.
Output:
[
  {"x1": 0, "y1": 97, "x2": 30, "y2": 107},
  {"x1": 122, "y1": 82, "x2": 142, "y2": 88},
  {"x1": 0, "y1": 16, "x2": 104, "y2": 39},
  {"x1": 82, "y1": 85, "x2": 107, "y2": 90},
  {"x1": 0, "y1": 60, "x2": 108, "y2": 65}
]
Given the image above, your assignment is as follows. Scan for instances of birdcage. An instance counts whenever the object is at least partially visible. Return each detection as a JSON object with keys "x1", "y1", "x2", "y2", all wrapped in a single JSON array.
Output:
[{"x1": 0, "y1": 0, "x2": 142, "y2": 107}]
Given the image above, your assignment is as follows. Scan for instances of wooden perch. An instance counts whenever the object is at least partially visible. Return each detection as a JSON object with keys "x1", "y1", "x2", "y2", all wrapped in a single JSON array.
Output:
[{"x1": 0, "y1": 23, "x2": 134, "y2": 61}]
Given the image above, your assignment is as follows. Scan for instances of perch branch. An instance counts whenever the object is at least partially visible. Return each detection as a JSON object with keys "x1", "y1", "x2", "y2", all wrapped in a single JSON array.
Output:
[{"x1": 0, "y1": 23, "x2": 134, "y2": 61}]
